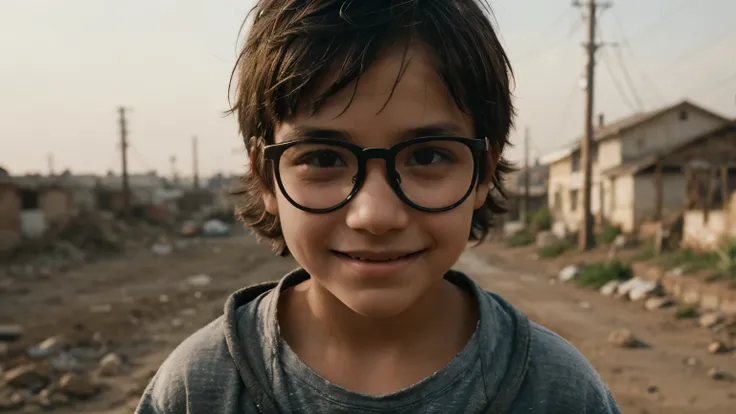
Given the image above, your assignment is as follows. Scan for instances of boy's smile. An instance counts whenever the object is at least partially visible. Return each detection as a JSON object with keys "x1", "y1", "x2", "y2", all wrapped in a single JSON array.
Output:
[
  {"x1": 264, "y1": 43, "x2": 494, "y2": 318},
  {"x1": 331, "y1": 248, "x2": 426, "y2": 278}
]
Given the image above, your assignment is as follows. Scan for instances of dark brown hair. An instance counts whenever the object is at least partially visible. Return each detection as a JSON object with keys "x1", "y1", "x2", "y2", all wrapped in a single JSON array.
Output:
[{"x1": 230, "y1": 0, "x2": 515, "y2": 256}]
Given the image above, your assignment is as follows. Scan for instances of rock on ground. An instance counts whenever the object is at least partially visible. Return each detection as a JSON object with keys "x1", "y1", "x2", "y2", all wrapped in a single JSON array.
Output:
[
  {"x1": 645, "y1": 297, "x2": 674, "y2": 311},
  {"x1": 608, "y1": 329, "x2": 648, "y2": 349},
  {"x1": 99, "y1": 353, "x2": 124, "y2": 377},
  {"x1": 59, "y1": 373, "x2": 99, "y2": 399},
  {"x1": 558, "y1": 265, "x2": 580, "y2": 283},
  {"x1": 699, "y1": 312, "x2": 725, "y2": 329},
  {"x1": 600, "y1": 280, "x2": 621, "y2": 296}
]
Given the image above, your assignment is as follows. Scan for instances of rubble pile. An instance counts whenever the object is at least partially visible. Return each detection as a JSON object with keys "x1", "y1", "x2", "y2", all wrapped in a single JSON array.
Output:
[
  {"x1": 2, "y1": 214, "x2": 175, "y2": 277},
  {"x1": 0, "y1": 334, "x2": 126, "y2": 411}
]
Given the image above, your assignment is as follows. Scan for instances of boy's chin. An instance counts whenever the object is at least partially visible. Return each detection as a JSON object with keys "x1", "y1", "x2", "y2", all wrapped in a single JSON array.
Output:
[{"x1": 337, "y1": 288, "x2": 423, "y2": 319}]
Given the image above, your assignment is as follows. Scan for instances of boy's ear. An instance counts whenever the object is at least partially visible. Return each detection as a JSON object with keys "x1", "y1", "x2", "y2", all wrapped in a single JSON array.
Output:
[
  {"x1": 248, "y1": 143, "x2": 279, "y2": 216},
  {"x1": 262, "y1": 190, "x2": 279, "y2": 215},
  {"x1": 473, "y1": 149, "x2": 499, "y2": 210}
]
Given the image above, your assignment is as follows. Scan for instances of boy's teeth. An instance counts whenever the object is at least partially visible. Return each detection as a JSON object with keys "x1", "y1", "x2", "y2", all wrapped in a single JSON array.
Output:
[{"x1": 347, "y1": 253, "x2": 408, "y2": 262}]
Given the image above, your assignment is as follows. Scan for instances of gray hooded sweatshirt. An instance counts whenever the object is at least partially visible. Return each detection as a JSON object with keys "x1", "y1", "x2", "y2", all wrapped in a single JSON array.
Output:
[{"x1": 136, "y1": 269, "x2": 621, "y2": 413}]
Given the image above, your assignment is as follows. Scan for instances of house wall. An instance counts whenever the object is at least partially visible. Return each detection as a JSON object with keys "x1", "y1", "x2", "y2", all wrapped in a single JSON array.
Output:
[
  {"x1": 596, "y1": 138, "x2": 623, "y2": 173},
  {"x1": 619, "y1": 108, "x2": 725, "y2": 162},
  {"x1": 548, "y1": 159, "x2": 578, "y2": 232},
  {"x1": 682, "y1": 193, "x2": 736, "y2": 249},
  {"x1": 72, "y1": 188, "x2": 97, "y2": 213},
  {"x1": 608, "y1": 175, "x2": 636, "y2": 232},
  {"x1": 41, "y1": 188, "x2": 73, "y2": 228},
  {"x1": 631, "y1": 173, "x2": 687, "y2": 227},
  {"x1": 0, "y1": 186, "x2": 22, "y2": 253},
  {"x1": 549, "y1": 157, "x2": 609, "y2": 233}
]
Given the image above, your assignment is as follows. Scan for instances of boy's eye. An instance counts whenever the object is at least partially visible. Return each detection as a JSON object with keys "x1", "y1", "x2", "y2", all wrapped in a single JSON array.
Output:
[
  {"x1": 299, "y1": 150, "x2": 348, "y2": 168},
  {"x1": 405, "y1": 147, "x2": 452, "y2": 166}
]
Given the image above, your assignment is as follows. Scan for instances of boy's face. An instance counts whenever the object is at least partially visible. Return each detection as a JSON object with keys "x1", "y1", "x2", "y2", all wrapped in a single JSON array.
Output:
[{"x1": 263, "y1": 44, "x2": 495, "y2": 318}]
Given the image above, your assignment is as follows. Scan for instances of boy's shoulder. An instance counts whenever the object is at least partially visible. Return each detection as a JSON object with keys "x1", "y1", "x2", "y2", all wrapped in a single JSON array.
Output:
[
  {"x1": 480, "y1": 289, "x2": 620, "y2": 413},
  {"x1": 134, "y1": 316, "x2": 243, "y2": 413}
]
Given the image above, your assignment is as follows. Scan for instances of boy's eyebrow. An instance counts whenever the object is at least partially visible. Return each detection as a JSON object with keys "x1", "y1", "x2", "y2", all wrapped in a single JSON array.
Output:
[{"x1": 282, "y1": 122, "x2": 467, "y2": 143}]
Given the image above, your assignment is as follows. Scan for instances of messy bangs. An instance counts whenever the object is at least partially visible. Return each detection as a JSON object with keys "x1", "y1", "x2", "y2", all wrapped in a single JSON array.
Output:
[{"x1": 230, "y1": 0, "x2": 515, "y2": 255}]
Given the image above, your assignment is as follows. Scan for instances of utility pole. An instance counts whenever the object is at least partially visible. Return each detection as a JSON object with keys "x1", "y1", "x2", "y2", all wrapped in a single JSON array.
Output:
[
  {"x1": 47, "y1": 153, "x2": 55, "y2": 176},
  {"x1": 573, "y1": 0, "x2": 609, "y2": 251},
  {"x1": 522, "y1": 127, "x2": 531, "y2": 225},
  {"x1": 170, "y1": 155, "x2": 178, "y2": 185},
  {"x1": 119, "y1": 107, "x2": 130, "y2": 217},
  {"x1": 192, "y1": 136, "x2": 200, "y2": 191}
]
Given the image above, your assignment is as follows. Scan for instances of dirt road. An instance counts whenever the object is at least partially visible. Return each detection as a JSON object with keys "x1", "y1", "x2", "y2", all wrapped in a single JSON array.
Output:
[{"x1": 1, "y1": 235, "x2": 735, "y2": 413}]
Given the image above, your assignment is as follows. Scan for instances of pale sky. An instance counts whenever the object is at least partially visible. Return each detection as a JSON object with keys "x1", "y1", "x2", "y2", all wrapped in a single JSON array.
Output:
[{"x1": 2, "y1": 0, "x2": 735, "y2": 178}]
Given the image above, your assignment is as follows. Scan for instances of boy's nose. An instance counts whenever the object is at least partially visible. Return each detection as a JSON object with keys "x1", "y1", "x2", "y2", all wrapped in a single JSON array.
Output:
[{"x1": 344, "y1": 160, "x2": 409, "y2": 235}]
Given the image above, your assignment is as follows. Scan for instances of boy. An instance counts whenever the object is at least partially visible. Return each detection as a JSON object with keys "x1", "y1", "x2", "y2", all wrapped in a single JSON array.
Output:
[{"x1": 137, "y1": 0, "x2": 621, "y2": 412}]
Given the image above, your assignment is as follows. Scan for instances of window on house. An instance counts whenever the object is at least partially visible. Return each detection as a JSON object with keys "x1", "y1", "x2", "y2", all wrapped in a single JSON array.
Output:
[
  {"x1": 20, "y1": 189, "x2": 40, "y2": 210},
  {"x1": 553, "y1": 191, "x2": 562, "y2": 211},
  {"x1": 570, "y1": 190, "x2": 579, "y2": 212},
  {"x1": 571, "y1": 152, "x2": 581, "y2": 172},
  {"x1": 679, "y1": 109, "x2": 688, "y2": 121}
]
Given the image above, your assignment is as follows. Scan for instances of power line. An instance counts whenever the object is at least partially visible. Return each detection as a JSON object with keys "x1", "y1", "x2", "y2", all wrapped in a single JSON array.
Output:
[
  {"x1": 128, "y1": 143, "x2": 153, "y2": 172},
  {"x1": 685, "y1": 69, "x2": 736, "y2": 97},
  {"x1": 609, "y1": 10, "x2": 664, "y2": 108},
  {"x1": 626, "y1": 0, "x2": 692, "y2": 43},
  {"x1": 650, "y1": 28, "x2": 736, "y2": 76},
  {"x1": 611, "y1": 45, "x2": 645, "y2": 111},
  {"x1": 600, "y1": 45, "x2": 638, "y2": 112},
  {"x1": 552, "y1": 73, "x2": 584, "y2": 141},
  {"x1": 514, "y1": 14, "x2": 584, "y2": 64},
  {"x1": 512, "y1": 8, "x2": 571, "y2": 51}
]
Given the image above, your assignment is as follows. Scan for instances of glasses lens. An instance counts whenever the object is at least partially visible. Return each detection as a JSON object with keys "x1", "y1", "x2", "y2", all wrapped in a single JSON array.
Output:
[
  {"x1": 277, "y1": 142, "x2": 358, "y2": 210},
  {"x1": 395, "y1": 139, "x2": 476, "y2": 209}
]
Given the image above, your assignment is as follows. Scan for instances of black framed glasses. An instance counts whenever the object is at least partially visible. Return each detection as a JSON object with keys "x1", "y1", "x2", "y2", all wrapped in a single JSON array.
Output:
[{"x1": 263, "y1": 136, "x2": 489, "y2": 213}]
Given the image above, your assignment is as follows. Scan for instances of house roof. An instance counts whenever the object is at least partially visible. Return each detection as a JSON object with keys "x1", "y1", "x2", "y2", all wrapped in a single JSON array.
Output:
[
  {"x1": 541, "y1": 100, "x2": 730, "y2": 165},
  {"x1": 601, "y1": 120, "x2": 736, "y2": 177}
]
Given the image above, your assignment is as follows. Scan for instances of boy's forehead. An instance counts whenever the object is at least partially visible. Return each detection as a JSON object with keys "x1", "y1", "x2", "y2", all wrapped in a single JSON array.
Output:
[{"x1": 277, "y1": 44, "x2": 473, "y2": 142}]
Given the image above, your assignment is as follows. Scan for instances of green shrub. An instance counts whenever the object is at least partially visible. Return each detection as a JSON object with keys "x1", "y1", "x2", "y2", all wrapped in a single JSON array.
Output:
[
  {"x1": 530, "y1": 206, "x2": 553, "y2": 233},
  {"x1": 507, "y1": 230, "x2": 534, "y2": 248},
  {"x1": 597, "y1": 221, "x2": 622, "y2": 245},
  {"x1": 537, "y1": 241, "x2": 571, "y2": 258},
  {"x1": 674, "y1": 306, "x2": 699, "y2": 320},
  {"x1": 575, "y1": 259, "x2": 632, "y2": 289}
]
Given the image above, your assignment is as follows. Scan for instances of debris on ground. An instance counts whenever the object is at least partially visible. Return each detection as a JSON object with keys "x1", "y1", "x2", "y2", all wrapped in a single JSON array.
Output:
[
  {"x1": 27, "y1": 336, "x2": 65, "y2": 360},
  {"x1": 187, "y1": 274, "x2": 212, "y2": 288},
  {"x1": 645, "y1": 297, "x2": 674, "y2": 311},
  {"x1": 628, "y1": 280, "x2": 661, "y2": 302},
  {"x1": 99, "y1": 353, "x2": 124, "y2": 377},
  {"x1": 151, "y1": 242, "x2": 173, "y2": 256},
  {"x1": 608, "y1": 329, "x2": 648, "y2": 349},
  {"x1": 707, "y1": 367, "x2": 735, "y2": 381},
  {"x1": 3, "y1": 363, "x2": 52, "y2": 389},
  {"x1": 59, "y1": 373, "x2": 99, "y2": 399},
  {"x1": 699, "y1": 312, "x2": 725, "y2": 329},
  {"x1": 202, "y1": 219, "x2": 231, "y2": 237},
  {"x1": 708, "y1": 341, "x2": 731, "y2": 354},
  {"x1": 558, "y1": 265, "x2": 581, "y2": 283},
  {"x1": 0, "y1": 325, "x2": 23, "y2": 342},
  {"x1": 600, "y1": 280, "x2": 621, "y2": 296}
]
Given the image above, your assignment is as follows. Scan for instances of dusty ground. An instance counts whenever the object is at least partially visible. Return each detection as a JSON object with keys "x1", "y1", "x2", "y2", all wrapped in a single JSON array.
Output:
[{"x1": 1, "y1": 235, "x2": 735, "y2": 413}]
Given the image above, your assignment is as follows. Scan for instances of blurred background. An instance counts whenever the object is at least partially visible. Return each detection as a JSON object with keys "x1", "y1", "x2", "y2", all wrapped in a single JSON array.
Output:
[{"x1": 0, "y1": 1, "x2": 735, "y2": 413}]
